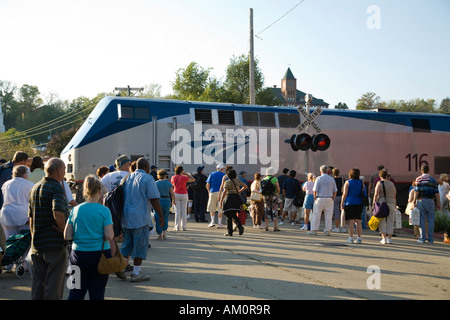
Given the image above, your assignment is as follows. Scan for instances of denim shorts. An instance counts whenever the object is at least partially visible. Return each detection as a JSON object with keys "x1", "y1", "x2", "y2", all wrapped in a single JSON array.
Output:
[
  {"x1": 120, "y1": 225, "x2": 149, "y2": 260},
  {"x1": 304, "y1": 194, "x2": 314, "y2": 209}
]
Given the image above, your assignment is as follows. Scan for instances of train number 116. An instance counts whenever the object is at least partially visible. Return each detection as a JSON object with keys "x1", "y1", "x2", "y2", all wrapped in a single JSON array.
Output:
[{"x1": 405, "y1": 153, "x2": 428, "y2": 172}]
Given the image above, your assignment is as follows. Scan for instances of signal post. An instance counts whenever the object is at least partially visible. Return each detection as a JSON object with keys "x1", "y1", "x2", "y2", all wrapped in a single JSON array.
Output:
[{"x1": 286, "y1": 94, "x2": 330, "y2": 175}]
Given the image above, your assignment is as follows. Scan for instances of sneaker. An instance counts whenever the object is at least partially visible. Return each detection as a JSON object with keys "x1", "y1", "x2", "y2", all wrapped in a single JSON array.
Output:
[
  {"x1": 115, "y1": 271, "x2": 127, "y2": 280},
  {"x1": 306, "y1": 230, "x2": 318, "y2": 235},
  {"x1": 347, "y1": 237, "x2": 353, "y2": 244},
  {"x1": 217, "y1": 224, "x2": 225, "y2": 229},
  {"x1": 130, "y1": 272, "x2": 150, "y2": 282},
  {"x1": 355, "y1": 237, "x2": 362, "y2": 244},
  {"x1": 380, "y1": 238, "x2": 387, "y2": 244},
  {"x1": 417, "y1": 239, "x2": 425, "y2": 244},
  {"x1": 331, "y1": 227, "x2": 341, "y2": 233},
  {"x1": 387, "y1": 239, "x2": 392, "y2": 244},
  {"x1": 279, "y1": 221, "x2": 284, "y2": 225},
  {"x1": 291, "y1": 221, "x2": 295, "y2": 226},
  {"x1": 273, "y1": 228, "x2": 280, "y2": 232},
  {"x1": 324, "y1": 231, "x2": 331, "y2": 236},
  {"x1": 299, "y1": 224, "x2": 309, "y2": 231},
  {"x1": 208, "y1": 222, "x2": 215, "y2": 228}
]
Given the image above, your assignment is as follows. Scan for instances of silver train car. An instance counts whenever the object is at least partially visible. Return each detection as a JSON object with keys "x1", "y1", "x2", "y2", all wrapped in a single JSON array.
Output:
[{"x1": 61, "y1": 96, "x2": 450, "y2": 207}]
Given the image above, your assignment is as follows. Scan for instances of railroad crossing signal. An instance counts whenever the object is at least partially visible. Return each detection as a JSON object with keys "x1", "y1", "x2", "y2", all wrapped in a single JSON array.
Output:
[
  {"x1": 297, "y1": 106, "x2": 322, "y2": 133},
  {"x1": 285, "y1": 105, "x2": 330, "y2": 152}
]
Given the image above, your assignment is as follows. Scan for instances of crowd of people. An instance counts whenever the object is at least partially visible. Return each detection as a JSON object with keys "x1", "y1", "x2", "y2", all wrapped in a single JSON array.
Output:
[{"x1": 0, "y1": 150, "x2": 449, "y2": 300}]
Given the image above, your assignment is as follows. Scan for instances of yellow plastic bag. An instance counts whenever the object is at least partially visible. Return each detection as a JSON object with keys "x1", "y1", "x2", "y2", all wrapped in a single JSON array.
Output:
[{"x1": 369, "y1": 215, "x2": 380, "y2": 231}]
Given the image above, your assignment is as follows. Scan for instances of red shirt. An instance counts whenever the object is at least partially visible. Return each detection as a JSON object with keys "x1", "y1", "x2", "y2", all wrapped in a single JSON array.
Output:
[{"x1": 171, "y1": 175, "x2": 189, "y2": 194}]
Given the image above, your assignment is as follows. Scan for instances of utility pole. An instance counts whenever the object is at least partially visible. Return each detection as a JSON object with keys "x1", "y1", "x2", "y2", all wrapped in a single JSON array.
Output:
[
  {"x1": 249, "y1": 8, "x2": 256, "y2": 105},
  {"x1": 114, "y1": 85, "x2": 144, "y2": 97},
  {"x1": 304, "y1": 93, "x2": 313, "y2": 174}
]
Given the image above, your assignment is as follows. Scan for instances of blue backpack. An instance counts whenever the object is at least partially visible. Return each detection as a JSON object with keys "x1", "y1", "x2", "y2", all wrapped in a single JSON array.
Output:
[{"x1": 104, "y1": 174, "x2": 129, "y2": 237}]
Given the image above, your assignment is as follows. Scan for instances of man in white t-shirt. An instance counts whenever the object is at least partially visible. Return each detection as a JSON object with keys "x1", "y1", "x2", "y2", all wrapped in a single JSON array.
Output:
[{"x1": 101, "y1": 155, "x2": 131, "y2": 192}]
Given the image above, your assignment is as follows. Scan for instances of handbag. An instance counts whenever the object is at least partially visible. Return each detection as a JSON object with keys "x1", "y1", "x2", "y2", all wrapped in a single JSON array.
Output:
[
  {"x1": 98, "y1": 239, "x2": 127, "y2": 275},
  {"x1": 250, "y1": 191, "x2": 262, "y2": 202},
  {"x1": 373, "y1": 181, "x2": 389, "y2": 218}
]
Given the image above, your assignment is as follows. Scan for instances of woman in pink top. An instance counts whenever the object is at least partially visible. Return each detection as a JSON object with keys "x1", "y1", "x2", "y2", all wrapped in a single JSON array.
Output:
[{"x1": 171, "y1": 165, "x2": 195, "y2": 231}]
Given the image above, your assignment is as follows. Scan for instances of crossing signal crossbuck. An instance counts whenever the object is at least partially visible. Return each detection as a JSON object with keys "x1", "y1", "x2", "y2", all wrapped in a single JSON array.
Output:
[{"x1": 286, "y1": 133, "x2": 330, "y2": 152}]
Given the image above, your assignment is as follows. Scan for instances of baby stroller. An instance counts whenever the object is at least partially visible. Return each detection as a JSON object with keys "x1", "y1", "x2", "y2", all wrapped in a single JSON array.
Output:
[{"x1": 0, "y1": 229, "x2": 31, "y2": 278}]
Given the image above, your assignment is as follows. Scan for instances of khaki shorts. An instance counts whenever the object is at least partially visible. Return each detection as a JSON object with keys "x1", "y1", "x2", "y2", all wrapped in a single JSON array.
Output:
[
  {"x1": 284, "y1": 198, "x2": 299, "y2": 214},
  {"x1": 207, "y1": 191, "x2": 223, "y2": 214}
]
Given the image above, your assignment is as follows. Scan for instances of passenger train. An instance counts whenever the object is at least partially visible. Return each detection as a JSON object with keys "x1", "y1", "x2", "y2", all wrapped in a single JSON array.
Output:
[{"x1": 61, "y1": 96, "x2": 450, "y2": 207}]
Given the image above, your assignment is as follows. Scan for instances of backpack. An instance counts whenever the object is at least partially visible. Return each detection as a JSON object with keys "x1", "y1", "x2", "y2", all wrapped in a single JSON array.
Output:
[
  {"x1": 104, "y1": 174, "x2": 129, "y2": 237},
  {"x1": 293, "y1": 181, "x2": 305, "y2": 207},
  {"x1": 261, "y1": 176, "x2": 276, "y2": 196}
]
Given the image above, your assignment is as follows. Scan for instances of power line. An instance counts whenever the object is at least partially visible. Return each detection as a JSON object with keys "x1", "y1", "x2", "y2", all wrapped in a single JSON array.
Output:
[{"x1": 255, "y1": 0, "x2": 305, "y2": 39}]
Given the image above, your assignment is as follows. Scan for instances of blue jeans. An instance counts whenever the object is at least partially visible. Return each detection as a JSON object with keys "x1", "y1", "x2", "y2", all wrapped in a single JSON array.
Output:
[
  {"x1": 417, "y1": 198, "x2": 435, "y2": 243},
  {"x1": 68, "y1": 249, "x2": 110, "y2": 300},
  {"x1": 155, "y1": 198, "x2": 171, "y2": 234}
]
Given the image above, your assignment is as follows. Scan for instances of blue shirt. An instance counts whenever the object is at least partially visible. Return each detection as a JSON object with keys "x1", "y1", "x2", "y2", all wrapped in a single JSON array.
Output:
[
  {"x1": 68, "y1": 202, "x2": 113, "y2": 251},
  {"x1": 156, "y1": 179, "x2": 173, "y2": 198},
  {"x1": 344, "y1": 179, "x2": 365, "y2": 206},
  {"x1": 123, "y1": 169, "x2": 160, "y2": 229},
  {"x1": 282, "y1": 177, "x2": 300, "y2": 198},
  {"x1": 206, "y1": 171, "x2": 225, "y2": 193}
]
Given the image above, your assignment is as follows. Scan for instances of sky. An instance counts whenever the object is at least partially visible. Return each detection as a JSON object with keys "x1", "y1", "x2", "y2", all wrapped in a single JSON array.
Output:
[{"x1": 0, "y1": 0, "x2": 449, "y2": 109}]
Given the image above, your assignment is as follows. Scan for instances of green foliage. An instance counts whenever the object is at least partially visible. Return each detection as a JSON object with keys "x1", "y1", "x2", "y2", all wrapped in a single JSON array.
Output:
[{"x1": 434, "y1": 210, "x2": 450, "y2": 233}]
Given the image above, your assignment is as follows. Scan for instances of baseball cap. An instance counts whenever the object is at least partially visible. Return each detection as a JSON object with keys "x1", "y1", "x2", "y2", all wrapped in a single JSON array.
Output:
[
  {"x1": 239, "y1": 171, "x2": 246, "y2": 175},
  {"x1": 115, "y1": 155, "x2": 131, "y2": 169},
  {"x1": 151, "y1": 165, "x2": 158, "y2": 170},
  {"x1": 216, "y1": 163, "x2": 225, "y2": 170},
  {"x1": 197, "y1": 166, "x2": 205, "y2": 173}
]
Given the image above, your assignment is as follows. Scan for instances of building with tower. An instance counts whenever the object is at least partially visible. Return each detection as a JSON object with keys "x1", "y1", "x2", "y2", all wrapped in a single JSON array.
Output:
[{"x1": 270, "y1": 68, "x2": 329, "y2": 108}]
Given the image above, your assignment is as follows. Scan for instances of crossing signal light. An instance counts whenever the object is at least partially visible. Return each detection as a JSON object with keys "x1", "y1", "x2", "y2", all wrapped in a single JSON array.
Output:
[
  {"x1": 285, "y1": 133, "x2": 330, "y2": 152},
  {"x1": 312, "y1": 134, "x2": 331, "y2": 151}
]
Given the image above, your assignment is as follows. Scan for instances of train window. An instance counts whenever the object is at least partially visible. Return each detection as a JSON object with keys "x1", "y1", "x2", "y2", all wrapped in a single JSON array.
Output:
[
  {"x1": 279, "y1": 113, "x2": 300, "y2": 128},
  {"x1": 259, "y1": 112, "x2": 276, "y2": 127},
  {"x1": 218, "y1": 110, "x2": 235, "y2": 125},
  {"x1": 411, "y1": 119, "x2": 430, "y2": 133},
  {"x1": 135, "y1": 107, "x2": 150, "y2": 120},
  {"x1": 120, "y1": 106, "x2": 134, "y2": 119},
  {"x1": 434, "y1": 157, "x2": 450, "y2": 175},
  {"x1": 195, "y1": 109, "x2": 212, "y2": 124},
  {"x1": 67, "y1": 164, "x2": 73, "y2": 173},
  {"x1": 242, "y1": 111, "x2": 259, "y2": 126}
]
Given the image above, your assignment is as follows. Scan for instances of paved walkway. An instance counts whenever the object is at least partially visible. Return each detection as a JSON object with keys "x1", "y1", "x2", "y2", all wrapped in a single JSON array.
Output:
[{"x1": 1, "y1": 215, "x2": 449, "y2": 300}]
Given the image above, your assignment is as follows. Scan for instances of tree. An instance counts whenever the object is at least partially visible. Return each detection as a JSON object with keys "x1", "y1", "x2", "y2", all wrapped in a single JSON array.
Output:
[
  {"x1": 438, "y1": 97, "x2": 450, "y2": 114},
  {"x1": 356, "y1": 92, "x2": 381, "y2": 110},
  {"x1": 172, "y1": 62, "x2": 211, "y2": 101},
  {"x1": 45, "y1": 127, "x2": 78, "y2": 157},
  {"x1": 223, "y1": 54, "x2": 264, "y2": 105},
  {"x1": 335, "y1": 102, "x2": 349, "y2": 109}
]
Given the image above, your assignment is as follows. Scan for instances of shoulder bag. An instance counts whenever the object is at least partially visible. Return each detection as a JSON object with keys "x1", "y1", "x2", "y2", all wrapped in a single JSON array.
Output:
[
  {"x1": 98, "y1": 238, "x2": 127, "y2": 275},
  {"x1": 373, "y1": 181, "x2": 389, "y2": 218},
  {"x1": 250, "y1": 181, "x2": 262, "y2": 202}
]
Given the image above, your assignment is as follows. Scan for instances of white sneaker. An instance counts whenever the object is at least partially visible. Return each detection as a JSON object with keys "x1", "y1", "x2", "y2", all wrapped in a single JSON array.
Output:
[
  {"x1": 331, "y1": 227, "x2": 340, "y2": 233},
  {"x1": 355, "y1": 237, "x2": 362, "y2": 244},
  {"x1": 347, "y1": 237, "x2": 353, "y2": 244},
  {"x1": 208, "y1": 222, "x2": 215, "y2": 228},
  {"x1": 130, "y1": 272, "x2": 150, "y2": 282},
  {"x1": 299, "y1": 224, "x2": 308, "y2": 231},
  {"x1": 380, "y1": 238, "x2": 387, "y2": 244}
]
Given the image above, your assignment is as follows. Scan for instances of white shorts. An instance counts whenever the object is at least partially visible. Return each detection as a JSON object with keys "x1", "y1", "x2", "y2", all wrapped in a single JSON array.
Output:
[{"x1": 207, "y1": 191, "x2": 223, "y2": 214}]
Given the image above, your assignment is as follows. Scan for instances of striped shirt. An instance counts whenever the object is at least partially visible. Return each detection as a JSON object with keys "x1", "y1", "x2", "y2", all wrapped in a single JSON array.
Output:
[{"x1": 28, "y1": 177, "x2": 68, "y2": 252}]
